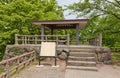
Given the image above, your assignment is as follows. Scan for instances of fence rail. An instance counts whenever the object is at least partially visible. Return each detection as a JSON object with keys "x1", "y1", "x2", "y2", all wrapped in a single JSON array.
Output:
[
  {"x1": 88, "y1": 34, "x2": 102, "y2": 46},
  {"x1": 110, "y1": 47, "x2": 120, "y2": 52},
  {"x1": 15, "y1": 34, "x2": 102, "y2": 46},
  {"x1": 15, "y1": 34, "x2": 70, "y2": 46},
  {"x1": 77, "y1": 34, "x2": 102, "y2": 46},
  {"x1": 0, "y1": 51, "x2": 36, "y2": 78}
]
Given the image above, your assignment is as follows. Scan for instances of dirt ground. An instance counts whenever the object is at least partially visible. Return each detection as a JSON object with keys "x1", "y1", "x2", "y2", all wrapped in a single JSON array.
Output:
[
  {"x1": 11, "y1": 60, "x2": 120, "y2": 78},
  {"x1": 11, "y1": 60, "x2": 66, "y2": 78},
  {"x1": 65, "y1": 64, "x2": 120, "y2": 78}
]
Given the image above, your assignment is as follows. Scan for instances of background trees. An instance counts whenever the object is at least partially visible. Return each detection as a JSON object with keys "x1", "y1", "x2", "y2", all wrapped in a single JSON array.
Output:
[
  {"x1": 67, "y1": 0, "x2": 120, "y2": 47},
  {"x1": 0, "y1": 0, "x2": 64, "y2": 60},
  {"x1": 0, "y1": 0, "x2": 120, "y2": 60}
]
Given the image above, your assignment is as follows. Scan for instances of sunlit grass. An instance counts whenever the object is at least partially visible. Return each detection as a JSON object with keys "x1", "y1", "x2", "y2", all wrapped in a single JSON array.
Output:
[
  {"x1": 111, "y1": 52, "x2": 120, "y2": 65},
  {"x1": 0, "y1": 67, "x2": 4, "y2": 74}
]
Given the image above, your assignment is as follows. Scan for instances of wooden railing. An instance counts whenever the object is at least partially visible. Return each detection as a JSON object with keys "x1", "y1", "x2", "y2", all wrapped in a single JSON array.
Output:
[
  {"x1": 88, "y1": 34, "x2": 102, "y2": 46},
  {"x1": 80, "y1": 34, "x2": 102, "y2": 46},
  {"x1": 110, "y1": 47, "x2": 120, "y2": 52},
  {"x1": 0, "y1": 51, "x2": 36, "y2": 78},
  {"x1": 15, "y1": 34, "x2": 70, "y2": 46}
]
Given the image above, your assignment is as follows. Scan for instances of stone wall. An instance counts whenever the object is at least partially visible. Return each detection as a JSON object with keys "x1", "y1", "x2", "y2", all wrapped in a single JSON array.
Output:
[
  {"x1": 3, "y1": 45, "x2": 68, "y2": 60},
  {"x1": 3, "y1": 45, "x2": 40, "y2": 60},
  {"x1": 95, "y1": 47, "x2": 112, "y2": 64},
  {"x1": 3, "y1": 45, "x2": 112, "y2": 64}
]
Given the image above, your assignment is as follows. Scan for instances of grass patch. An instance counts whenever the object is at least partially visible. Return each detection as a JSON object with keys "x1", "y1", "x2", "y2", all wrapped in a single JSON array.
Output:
[
  {"x1": 0, "y1": 67, "x2": 4, "y2": 74},
  {"x1": 111, "y1": 52, "x2": 120, "y2": 65}
]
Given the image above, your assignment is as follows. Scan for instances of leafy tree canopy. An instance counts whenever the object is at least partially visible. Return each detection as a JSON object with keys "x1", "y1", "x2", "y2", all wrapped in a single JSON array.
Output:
[
  {"x1": 67, "y1": 0, "x2": 120, "y2": 47},
  {"x1": 0, "y1": 0, "x2": 64, "y2": 60}
]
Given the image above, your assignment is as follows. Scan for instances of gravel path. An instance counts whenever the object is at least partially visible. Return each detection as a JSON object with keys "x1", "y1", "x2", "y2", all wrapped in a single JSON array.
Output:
[
  {"x1": 12, "y1": 60, "x2": 66, "y2": 78},
  {"x1": 65, "y1": 64, "x2": 120, "y2": 78},
  {"x1": 13, "y1": 66, "x2": 65, "y2": 78},
  {"x1": 11, "y1": 62, "x2": 120, "y2": 78}
]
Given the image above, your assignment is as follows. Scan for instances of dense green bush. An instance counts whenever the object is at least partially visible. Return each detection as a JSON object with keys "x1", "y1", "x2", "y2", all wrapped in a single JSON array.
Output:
[{"x1": 0, "y1": 0, "x2": 64, "y2": 60}]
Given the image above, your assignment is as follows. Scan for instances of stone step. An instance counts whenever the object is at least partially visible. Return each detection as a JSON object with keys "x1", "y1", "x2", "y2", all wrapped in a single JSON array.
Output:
[
  {"x1": 69, "y1": 52, "x2": 95, "y2": 57},
  {"x1": 69, "y1": 45, "x2": 95, "y2": 49},
  {"x1": 70, "y1": 49, "x2": 94, "y2": 52},
  {"x1": 66, "y1": 66, "x2": 98, "y2": 71},
  {"x1": 68, "y1": 56, "x2": 96, "y2": 61},
  {"x1": 66, "y1": 46, "x2": 97, "y2": 71},
  {"x1": 67, "y1": 61, "x2": 96, "y2": 67}
]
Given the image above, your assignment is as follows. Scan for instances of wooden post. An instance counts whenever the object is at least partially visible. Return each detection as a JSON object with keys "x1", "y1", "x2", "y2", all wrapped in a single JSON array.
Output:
[
  {"x1": 41, "y1": 26, "x2": 45, "y2": 42},
  {"x1": 51, "y1": 28, "x2": 54, "y2": 40},
  {"x1": 29, "y1": 54, "x2": 32, "y2": 64},
  {"x1": 35, "y1": 35, "x2": 37, "y2": 44},
  {"x1": 56, "y1": 36, "x2": 58, "y2": 45},
  {"x1": 25, "y1": 36, "x2": 27, "y2": 44},
  {"x1": 67, "y1": 34, "x2": 70, "y2": 46},
  {"x1": 22, "y1": 36, "x2": 24, "y2": 44},
  {"x1": 99, "y1": 34, "x2": 102, "y2": 46},
  {"x1": 76, "y1": 24, "x2": 79, "y2": 45},
  {"x1": 4, "y1": 62, "x2": 9, "y2": 78},
  {"x1": 54, "y1": 57, "x2": 57, "y2": 66},
  {"x1": 24, "y1": 55, "x2": 27, "y2": 67},
  {"x1": 51, "y1": 28, "x2": 54, "y2": 35},
  {"x1": 45, "y1": 36, "x2": 47, "y2": 42},
  {"x1": 34, "y1": 51, "x2": 36, "y2": 61},
  {"x1": 16, "y1": 56, "x2": 20, "y2": 71},
  {"x1": 15, "y1": 34, "x2": 18, "y2": 44}
]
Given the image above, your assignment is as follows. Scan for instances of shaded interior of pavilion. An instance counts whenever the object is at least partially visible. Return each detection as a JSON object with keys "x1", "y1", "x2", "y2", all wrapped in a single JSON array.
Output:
[{"x1": 32, "y1": 19, "x2": 89, "y2": 45}]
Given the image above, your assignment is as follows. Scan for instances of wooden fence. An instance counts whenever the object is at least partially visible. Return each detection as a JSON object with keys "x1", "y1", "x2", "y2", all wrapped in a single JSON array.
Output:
[
  {"x1": 78, "y1": 34, "x2": 102, "y2": 46},
  {"x1": 88, "y1": 34, "x2": 102, "y2": 46},
  {"x1": 15, "y1": 34, "x2": 102, "y2": 46},
  {"x1": 110, "y1": 47, "x2": 120, "y2": 52},
  {"x1": 15, "y1": 34, "x2": 70, "y2": 46},
  {"x1": 0, "y1": 51, "x2": 36, "y2": 78}
]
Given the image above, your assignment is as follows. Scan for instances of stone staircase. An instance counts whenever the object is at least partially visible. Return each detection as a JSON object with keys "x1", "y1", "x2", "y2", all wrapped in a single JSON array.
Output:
[{"x1": 67, "y1": 46, "x2": 98, "y2": 71}]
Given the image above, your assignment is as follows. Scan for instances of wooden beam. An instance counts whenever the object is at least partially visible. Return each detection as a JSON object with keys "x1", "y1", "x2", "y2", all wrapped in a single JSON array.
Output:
[
  {"x1": 51, "y1": 28, "x2": 54, "y2": 40},
  {"x1": 41, "y1": 26, "x2": 45, "y2": 41},
  {"x1": 46, "y1": 24, "x2": 76, "y2": 29},
  {"x1": 76, "y1": 24, "x2": 79, "y2": 45},
  {"x1": 51, "y1": 28, "x2": 54, "y2": 35},
  {"x1": 99, "y1": 34, "x2": 102, "y2": 46},
  {"x1": 32, "y1": 19, "x2": 89, "y2": 30},
  {"x1": 32, "y1": 19, "x2": 89, "y2": 25}
]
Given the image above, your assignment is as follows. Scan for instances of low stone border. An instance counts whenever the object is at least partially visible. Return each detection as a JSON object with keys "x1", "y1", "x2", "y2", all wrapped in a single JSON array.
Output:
[{"x1": 95, "y1": 47, "x2": 112, "y2": 64}]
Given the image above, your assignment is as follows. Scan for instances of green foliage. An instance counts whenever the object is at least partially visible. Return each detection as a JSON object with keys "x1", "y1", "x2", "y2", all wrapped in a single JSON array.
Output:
[
  {"x1": 0, "y1": 0, "x2": 64, "y2": 60},
  {"x1": 67, "y1": 0, "x2": 120, "y2": 47},
  {"x1": 8, "y1": 46, "x2": 27, "y2": 57},
  {"x1": 0, "y1": 29, "x2": 19, "y2": 60},
  {"x1": 0, "y1": 67, "x2": 4, "y2": 74},
  {"x1": 112, "y1": 52, "x2": 120, "y2": 64}
]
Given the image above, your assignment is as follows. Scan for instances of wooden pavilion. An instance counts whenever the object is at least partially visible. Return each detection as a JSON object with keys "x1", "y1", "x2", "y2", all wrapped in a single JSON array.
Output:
[{"x1": 32, "y1": 19, "x2": 89, "y2": 45}]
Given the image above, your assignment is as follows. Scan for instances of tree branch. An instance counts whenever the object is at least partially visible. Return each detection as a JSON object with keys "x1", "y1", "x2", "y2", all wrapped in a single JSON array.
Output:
[
  {"x1": 91, "y1": 13, "x2": 105, "y2": 19},
  {"x1": 95, "y1": 6, "x2": 120, "y2": 20},
  {"x1": 95, "y1": 21, "x2": 119, "y2": 33},
  {"x1": 106, "y1": 0, "x2": 120, "y2": 8},
  {"x1": 111, "y1": 13, "x2": 120, "y2": 20},
  {"x1": 115, "y1": 0, "x2": 120, "y2": 5}
]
